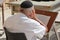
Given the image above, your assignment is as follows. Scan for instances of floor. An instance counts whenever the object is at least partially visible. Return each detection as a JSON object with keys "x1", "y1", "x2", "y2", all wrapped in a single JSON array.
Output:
[{"x1": 0, "y1": 7, "x2": 60, "y2": 40}]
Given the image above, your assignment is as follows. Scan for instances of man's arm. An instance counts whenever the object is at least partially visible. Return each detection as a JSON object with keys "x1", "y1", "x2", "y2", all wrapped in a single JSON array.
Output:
[
  {"x1": 30, "y1": 9, "x2": 48, "y2": 32},
  {"x1": 32, "y1": 16, "x2": 48, "y2": 32},
  {"x1": 33, "y1": 16, "x2": 46, "y2": 26},
  {"x1": 31, "y1": 10, "x2": 46, "y2": 27},
  {"x1": 32, "y1": 26, "x2": 46, "y2": 39}
]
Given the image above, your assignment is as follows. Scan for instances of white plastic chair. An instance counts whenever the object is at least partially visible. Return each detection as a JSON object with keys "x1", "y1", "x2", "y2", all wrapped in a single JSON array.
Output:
[{"x1": 35, "y1": 9, "x2": 58, "y2": 40}]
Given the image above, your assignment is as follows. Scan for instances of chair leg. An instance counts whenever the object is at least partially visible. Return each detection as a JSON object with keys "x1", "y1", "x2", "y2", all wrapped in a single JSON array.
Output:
[
  {"x1": 47, "y1": 33, "x2": 50, "y2": 40},
  {"x1": 53, "y1": 26, "x2": 60, "y2": 40},
  {"x1": 54, "y1": 28, "x2": 60, "y2": 40},
  {"x1": 2, "y1": 4, "x2": 4, "y2": 25}
]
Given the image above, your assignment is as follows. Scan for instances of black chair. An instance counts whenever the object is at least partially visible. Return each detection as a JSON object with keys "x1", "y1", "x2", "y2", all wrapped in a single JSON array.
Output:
[{"x1": 4, "y1": 27, "x2": 27, "y2": 40}]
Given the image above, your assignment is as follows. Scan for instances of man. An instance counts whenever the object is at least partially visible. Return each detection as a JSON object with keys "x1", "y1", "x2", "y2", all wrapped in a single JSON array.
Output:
[{"x1": 4, "y1": 1, "x2": 47, "y2": 40}]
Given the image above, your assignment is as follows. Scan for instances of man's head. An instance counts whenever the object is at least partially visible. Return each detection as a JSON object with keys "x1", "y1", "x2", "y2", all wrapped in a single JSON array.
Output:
[{"x1": 20, "y1": 1, "x2": 35, "y2": 18}]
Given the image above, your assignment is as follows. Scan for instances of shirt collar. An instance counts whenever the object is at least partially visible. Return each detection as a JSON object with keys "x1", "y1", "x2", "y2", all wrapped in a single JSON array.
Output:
[{"x1": 18, "y1": 12, "x2": 27, "y2": 17}]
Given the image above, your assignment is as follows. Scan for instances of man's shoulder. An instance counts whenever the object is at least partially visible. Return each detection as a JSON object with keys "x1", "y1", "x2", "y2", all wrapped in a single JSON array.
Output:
[
  {"x1": 5, "y1": 14, "x2": 20, "y2": 22},
  {"x1": 24, "y1": 18, "x2": 40, "y2": 25}
]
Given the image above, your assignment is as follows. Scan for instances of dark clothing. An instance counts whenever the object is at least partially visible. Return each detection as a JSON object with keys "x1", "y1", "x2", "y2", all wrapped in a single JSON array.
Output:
[{"x1": 4, "y1": 27, "x2": 27, "y2": 40}]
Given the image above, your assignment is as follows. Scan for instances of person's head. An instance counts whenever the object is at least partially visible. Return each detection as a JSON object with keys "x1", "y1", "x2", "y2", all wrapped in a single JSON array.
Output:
[{"x1": 20, "y1": 1, "x2": 35, "y2": 18}]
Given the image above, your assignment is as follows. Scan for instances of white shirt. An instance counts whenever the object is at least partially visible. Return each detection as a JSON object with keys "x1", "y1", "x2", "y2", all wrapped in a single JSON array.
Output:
[{"x1": 4, "y1": 13, "x2": 46, "y2": 40}]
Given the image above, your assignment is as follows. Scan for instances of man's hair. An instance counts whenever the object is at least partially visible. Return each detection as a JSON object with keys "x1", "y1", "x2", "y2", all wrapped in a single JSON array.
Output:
[
  {"x1": 20, "y1": 1, "x2": 34, "y2": 13},
  {"x1": 24, "y1": 6, "x2": 34, "y2": 14},
  {"x1": 20, "y1": 1, "x2": 33, "y2": 8}
]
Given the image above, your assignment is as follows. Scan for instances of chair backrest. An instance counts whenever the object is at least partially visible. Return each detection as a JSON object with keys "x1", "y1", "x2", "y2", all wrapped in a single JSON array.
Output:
[
  {"x1": 35, "y1": 9, "x2": 58, "y2": 32},
  {"x1": 4, "y1": 27, "x2": 27, "y2": 40}
]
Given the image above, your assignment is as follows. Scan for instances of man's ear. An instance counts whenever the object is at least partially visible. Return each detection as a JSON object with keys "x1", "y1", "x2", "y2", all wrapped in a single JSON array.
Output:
[
  {"x1": 20, "y1": 9, "x2": 24, "y2": 13},
  {"x1": 32, "y1": 9, "x2": 36, "y2": 16}
]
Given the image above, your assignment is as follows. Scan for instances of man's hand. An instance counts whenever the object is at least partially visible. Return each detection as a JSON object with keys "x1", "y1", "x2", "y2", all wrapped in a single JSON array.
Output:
[{"x1": 45, "y1": 26, "x2": 48, "y2": 32}]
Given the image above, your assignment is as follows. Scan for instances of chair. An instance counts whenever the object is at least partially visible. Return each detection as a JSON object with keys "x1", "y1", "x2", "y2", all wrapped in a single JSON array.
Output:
[
  {"x1": 0, "y1": 0, "x2": 4, "y2": 24},
  {"x1": 35, "y1": 9, "x2": 58, "y2": 40},
  {"x1": 4, "y1": 27, "x2": 27, "y2": 40}
]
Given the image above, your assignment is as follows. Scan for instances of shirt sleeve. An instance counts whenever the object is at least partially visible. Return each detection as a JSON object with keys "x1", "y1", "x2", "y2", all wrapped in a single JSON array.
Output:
[
  {"x1": 32, "y1": 25, "x2": 46, "y2": 39},
  {"x1": 24, "y1": 18, "x2": 46, "y2": 39}
]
